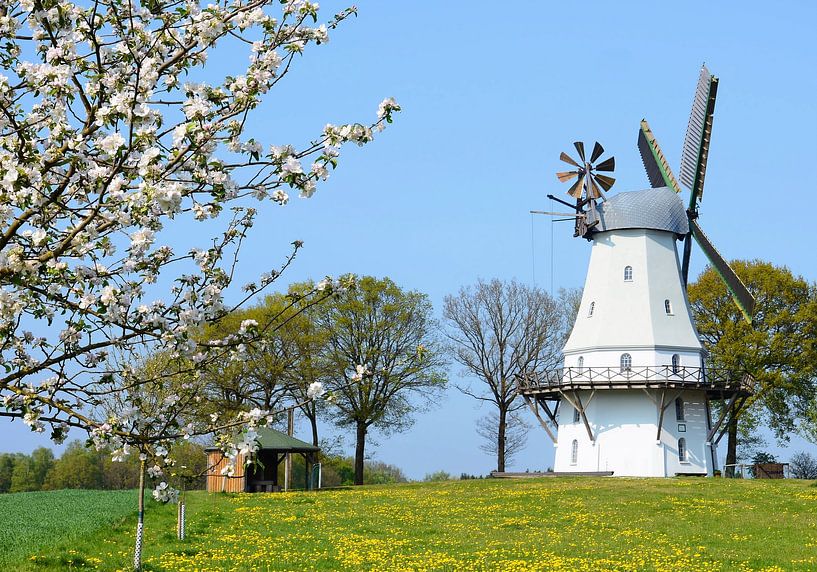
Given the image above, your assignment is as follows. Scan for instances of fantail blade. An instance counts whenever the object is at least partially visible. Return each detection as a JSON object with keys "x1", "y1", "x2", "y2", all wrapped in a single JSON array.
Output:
[
  {"x1": 574, "y1": 141, "x2": 586, "y2": 162},
  {"x1": 556, "y1": 170, "x2": 579, "y2": 182},
  {"x1": 560, "y1": 152, "x2": 580, "y2": 167},
  {"x1": 590, "y1": 141, "x2": 604, "y2": 162},
  {"x1": 594, "y1": 173, "x2": 616, "y2": 191},
  {"x1": 567, "y1": 175, "x2": 585, "y2": 198},
  {"x1": 595, "y1": 156, "x2": 615, "y2": 172}
]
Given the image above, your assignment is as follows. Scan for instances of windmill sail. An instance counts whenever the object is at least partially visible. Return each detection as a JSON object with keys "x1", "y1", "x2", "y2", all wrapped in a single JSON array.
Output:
[
  {"x1": 690, "y1": 219, "x2": 754, "y2": 323},
  {"x1": 680, "y1": 66, "x2": 718, "y2": 209},
  {"x1": 637, "y1": 120, "x2": 682, "y2": 194}
]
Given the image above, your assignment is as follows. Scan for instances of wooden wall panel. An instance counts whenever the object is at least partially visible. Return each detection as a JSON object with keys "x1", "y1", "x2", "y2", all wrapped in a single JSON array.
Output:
[{"x1": 205, "y1": 451, "x2": 246, "y2": 493}]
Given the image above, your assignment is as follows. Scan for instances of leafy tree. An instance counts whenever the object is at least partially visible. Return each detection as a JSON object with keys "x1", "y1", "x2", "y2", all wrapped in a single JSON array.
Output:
[
  {"x1": 9, "y1": 455, "x2": 38, "y2": 493},
  {"x1": 443, "y1": 280, "x2": 573, "y2": 472},
  {"x1": 789, "y1": 451, "x2": 817, "y2": 479},
  {"x1": 689, "y1": 261, "x2": 817, "y2": 473},
  {"x1": 424, "y1": 470, "x2": 452, "y2": 482},
  {"x1": 30, "y1": 447, "x2": 55, "y2": 489},
  {"x1": 0, "y1": 454, "x2": 19, "y2": 493},
  {"x1": 43, "y1": 441, "x2": 104, "y2": 490},
  {"x1": 323, "y1": 276, "x2": 447, "y2": 485}
]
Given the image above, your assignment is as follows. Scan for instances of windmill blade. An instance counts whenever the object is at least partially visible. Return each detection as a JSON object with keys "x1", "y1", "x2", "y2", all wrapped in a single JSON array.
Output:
[
  {"x1": 556, "y1": 170, "x2": 579, "y2": 182},
  {"x1": 560, "y1": 152, "x2": 580, "y2": 167},
  {"x1": 637, "y1": 119, "x2": 682, "y2": 194},
  {"x1": 590, "y1": 141, "x2": 605, "y2": 162},
  {"x1": 690, "y1": 218, "x2": 755, "y2": 323},
  {"x1": 573, "y1": 141, "x2": 586, "y2": 162},
  {"x1": 567, "y1": 175, "x2": 585, "y2": 198},
  {"x1": 680, "y1": 66, "x2": 718, "y2": 210},
  {"x1": 595, "y1": 156, "x2": 615, "y2": 172},
  {"x1": 593, "y1": 173, "x2": 616, "y2": 191}
]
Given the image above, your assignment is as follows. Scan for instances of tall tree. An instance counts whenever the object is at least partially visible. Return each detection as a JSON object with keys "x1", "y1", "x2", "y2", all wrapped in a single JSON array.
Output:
[
  {"x1": 323, "y1": 276, "x2": 447, "y2": 485},
  {"x1": 0, "y1": 0, "x2": 399, "y2": 518},
  {"x1": 43, "y1": 441, "x2": 104, "y2": 490},
  {"x1": 689, "y1": 260, "x2": 817, "y2": 472},
  {"x1": 443, "y1": 280, "x2": 570, "y2": 472}
]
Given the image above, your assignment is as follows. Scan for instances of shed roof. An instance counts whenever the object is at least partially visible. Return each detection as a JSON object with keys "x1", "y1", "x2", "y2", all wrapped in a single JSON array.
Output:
[{"x1": 206, "y1": 427, "x2": 320, "y2": 453}]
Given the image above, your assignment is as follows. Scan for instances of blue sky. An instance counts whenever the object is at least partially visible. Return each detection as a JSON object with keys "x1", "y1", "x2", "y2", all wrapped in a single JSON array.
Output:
[{"x1": 3, "y1": 1, "x2": 816, "y2": 478}]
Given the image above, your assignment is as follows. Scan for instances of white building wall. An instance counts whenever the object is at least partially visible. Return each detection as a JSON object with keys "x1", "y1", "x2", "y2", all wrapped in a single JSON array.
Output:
[
  {"x1": 563, "y1": 228, "x2": 703, "y2": 358},
  {"x1": 553, "y1": 389, "x2": 713, "y2": 476}
]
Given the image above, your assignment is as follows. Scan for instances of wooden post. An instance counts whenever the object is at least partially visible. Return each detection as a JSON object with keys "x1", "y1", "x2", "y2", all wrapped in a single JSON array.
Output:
[
  {"x1": 285, "y1": 409, "x2": 294, "y2": 491},
  {"x1": 133, "y1": 458, "x2": 146, "y2": 571}
]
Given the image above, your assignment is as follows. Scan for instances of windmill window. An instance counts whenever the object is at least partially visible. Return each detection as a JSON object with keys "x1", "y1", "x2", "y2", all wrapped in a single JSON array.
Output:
[
  {"x1": 678, "y1": 437, "x2": 688, "y2": 462},
  {"x1": 573, "y1": 407, "x2": 580, "y2": 424},
  {"x1": 664, "y1": 299, "x2": 673, "y2": 315},
  {"x1": 624, "y1": 266, "x2": 633, "y2": 281},
  {"x1": 577, "y1": 356, "x2": 584, "y2": 372},
  {"x1": 671, "y1": 354, "x2": 680, "y2": 374},
  {"x1": 571, "y1": 439, "x2": 579, "y2": 465},
  {"x1": 588, "y1": 301, "x2": 595, "y2": 317},
  {"x1": 675, "y1": 397, "x2": 685, "y2": 421},
  {"x1": 620, "y1": 353, "x2": 632, "y2": 373}
]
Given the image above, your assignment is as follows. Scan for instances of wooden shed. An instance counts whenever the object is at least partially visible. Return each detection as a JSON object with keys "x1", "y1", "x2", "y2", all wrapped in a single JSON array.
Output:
[{"x1": 205, "y1": 427, "x2": 320, "y2": 493}]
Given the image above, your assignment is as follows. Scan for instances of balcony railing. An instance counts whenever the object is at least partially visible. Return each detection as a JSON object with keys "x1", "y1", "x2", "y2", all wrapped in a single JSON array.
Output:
[{"x1": 517, "y1": 366, "x2": 753, "y2": 397}]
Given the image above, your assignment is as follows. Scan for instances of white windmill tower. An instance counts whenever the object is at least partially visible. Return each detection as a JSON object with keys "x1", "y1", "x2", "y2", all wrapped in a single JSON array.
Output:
[{"x1": 521, "y1": 67, "x2": 755, "y2": 477}]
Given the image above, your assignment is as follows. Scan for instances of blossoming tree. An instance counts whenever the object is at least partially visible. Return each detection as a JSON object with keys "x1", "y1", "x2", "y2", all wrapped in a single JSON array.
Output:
[{"x1": 0, "y1": 0, "x2": 398, "y2": 566}]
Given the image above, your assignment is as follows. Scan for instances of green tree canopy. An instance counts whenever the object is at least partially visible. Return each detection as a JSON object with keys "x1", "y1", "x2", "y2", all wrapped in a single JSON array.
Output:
[
  {"x1": 323, "y1": 276, "x2": 448, "y2": 485},
  {"x1": 43, "y1": 441, "x2": 104, "y2": 490},
  {"x1": 689, "y1": 260, "x2": 817, "y2": 467}
]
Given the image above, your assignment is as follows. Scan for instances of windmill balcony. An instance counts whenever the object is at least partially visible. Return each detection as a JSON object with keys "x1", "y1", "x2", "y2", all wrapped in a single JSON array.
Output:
[{"x1": 517, "y1": 366, "x2": 753, "y2": 399}]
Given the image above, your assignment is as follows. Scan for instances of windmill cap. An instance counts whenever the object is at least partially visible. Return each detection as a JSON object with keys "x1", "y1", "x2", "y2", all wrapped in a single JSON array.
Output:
[{"x1": 588, "y1": 187, "x2": 689, "y2": 237}]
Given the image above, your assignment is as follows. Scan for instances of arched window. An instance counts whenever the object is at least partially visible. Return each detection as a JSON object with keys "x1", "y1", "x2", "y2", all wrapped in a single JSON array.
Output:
[
  {"x1": 571, "y1": 439, "x2": 579, "y2": 465},
  {"x1": 678, "y1": 437, "x2": 687, "y2": 462},
  {"x1": 573, "y1": 407, "x2": 580, "y2": 423},
  {"x1": 620, "y1": 353, "x2": 632, "y2": 373},
  {"x1": 671, "y1": 354, "x2": 680, "y2": 374},
  {"x1": 675, "y1": 397, "x2": 685, "y2": 421},
  {"x1": 624, "y1": 265, "x2": 633, "y2": 281},
  {"x1": 664, "y1": 299, "x2": 673, "y2": 314},
  {"x1": 577, "y1": 356, "x2": 584, "y2": 372},
  {"x1": 588, "y1": 301, "x2": 595, "y2": 317}
]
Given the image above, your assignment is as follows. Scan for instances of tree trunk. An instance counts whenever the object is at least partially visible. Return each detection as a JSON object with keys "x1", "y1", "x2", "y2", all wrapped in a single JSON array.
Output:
[
  {"x1": 354, "y1": 422, "x2": 367, "y2": 485},
  {"x1": 497, "y1": 407, "x2": 507, "y2": 472},
  {"x1": 725, "y1": 415, "x2": 738, "y2": 477},
  {"x1": 309, "y1": 411, "x2": 319, "y2": 447},
  {"x1": 133, "y1": 459, "x2": 146, "y2": 571}
]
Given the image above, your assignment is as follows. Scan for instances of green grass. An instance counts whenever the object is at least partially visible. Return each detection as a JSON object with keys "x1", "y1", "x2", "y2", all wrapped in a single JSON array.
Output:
[
  {"x1": 0, "y1": 489, "x2": 137, "y2": 569},
  {"x1": 5, "y1": 478, "x2": 817, "y2": 571}
]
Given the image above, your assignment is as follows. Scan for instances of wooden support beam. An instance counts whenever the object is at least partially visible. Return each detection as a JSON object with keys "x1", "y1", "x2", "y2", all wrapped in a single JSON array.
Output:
[
  {"x1": 522, "y1": 393, "x2": 557, "y2": 443},
  {"x1": 714, "y1": 395, "x2": 749, "y2": 445},
  {"x1": 655, "y1": 388, "x2": 667, "y2": 442},
  {"x1": 561, "y1": 390, "x2": 594, "y2": 442},
  {"x1": 537, "y1": 396, "x2": 559, "y2": 427},
  {"x1": 706, "y1": 391, "x2": 739, "y2": 443}
]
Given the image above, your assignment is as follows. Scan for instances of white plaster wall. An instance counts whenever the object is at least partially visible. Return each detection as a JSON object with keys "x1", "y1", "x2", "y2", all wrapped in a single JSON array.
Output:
[
  {"x1": 553, "y1": 389, "x2": 713, "y2": 476},
  {"x1": 564, "y1": 229, "x2": 702, "y2": 357}
]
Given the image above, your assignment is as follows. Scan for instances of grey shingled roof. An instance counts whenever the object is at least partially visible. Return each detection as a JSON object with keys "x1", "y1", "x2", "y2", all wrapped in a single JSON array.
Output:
[{"x1": 588, "y1": 187, "x2": 689, "y2": 236}]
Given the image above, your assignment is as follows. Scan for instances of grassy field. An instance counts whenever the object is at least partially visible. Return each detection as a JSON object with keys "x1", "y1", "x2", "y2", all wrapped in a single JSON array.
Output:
[
  {"x1": 0, "y1": 489, "x2": 136, "y2": 569},
  {"x1": 3, "y1": 478, "x2": 817, "y2": 571}
]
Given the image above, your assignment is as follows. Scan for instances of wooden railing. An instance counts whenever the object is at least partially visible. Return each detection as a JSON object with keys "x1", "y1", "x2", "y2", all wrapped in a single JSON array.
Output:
[{"x1": 517, "y1": 366, "x2": 753, "y2": 395}]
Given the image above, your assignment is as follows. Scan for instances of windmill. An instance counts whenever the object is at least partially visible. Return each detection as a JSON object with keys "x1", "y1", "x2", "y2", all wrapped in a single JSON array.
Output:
[
  {"x1": 532, "y1": 142, "x2": 616, "y2": 237},
  {"x1": 519, "y1": 67, "x2": 755, "y2": 478},
  {"x1": 637, "y1": 66, "x2": 755, "y2": 322}
]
